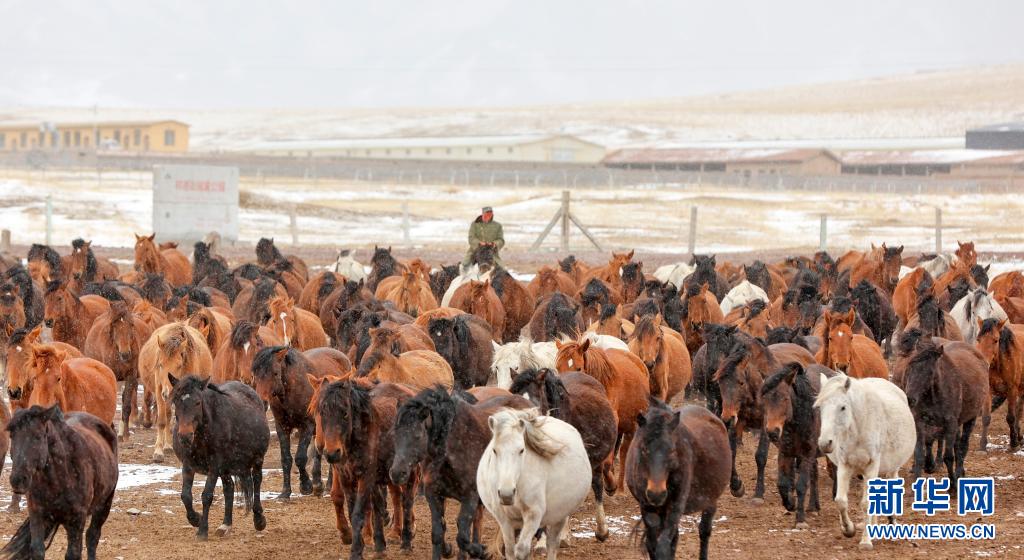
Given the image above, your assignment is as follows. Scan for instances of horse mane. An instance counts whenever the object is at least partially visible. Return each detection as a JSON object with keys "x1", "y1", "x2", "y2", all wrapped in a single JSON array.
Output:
[
  {"x1": 252, "y1": 345, "x2": 303, "y2": 379},
  {"x1": 970, "y1": 264, "x2": 990, "y2": 287},
  {"x1": 249, "y1": 278, "x2": 279, "y2": 320},
  {"x1": 621, "y1": 262, "x2": 642, "y2": 283},
  {"x1": 745, "y1": 299, "x2": 767, "y2": 319},
  {"x1": 558, "y1": 255, "x2": 577, "y2": 274},
  {"x1": 580, "y1": 278, "x2": 610, "y2": 307},
  {"x1": 317, "y1": 274, "x2": 339, "y2": 301},
  {"x1": 396, "y1": 386, "x2": 457, "y2": 454},
  {"x1": 319, "y1": 380, "x2": 375, "y2": 443},
  {"x1": 490, "y1": 268, "x2": 511, "y2": 298},
  {"x1": 999, "y1": 324, "x2": 1016, "y2": 357},
  {"x1": 765, "y1": 326, "x2": 807, "y2": 349},
  {"x1": 713, "y1": 342, "x2": 750, "y2": 382},
  {"x1": 229, "y1": 320, "x2": 259, "y2": 349},
  {"x1": 161, "y1": 324, "x2": 200, "y2": 369},
  {"x1": 830, "y1": 295, "x2": 854, "y2": 314},
  {"x1": 8, "y1": 327, "x2": 32, "y2": 346},
  {"x1": 233, "y1": 263, "x2": 264, "y2": 281},
  {"x1": 45, "y1": 279, "x2": 64, "y2": 295},
  {"x1": 71, "y1": 239, "x2": 98, "y2": 279},
  {"x1": 491, "y1": 408, "x2": 564, "y2": 458},
  {"x1": 633, "y1": 299, "x2": 660, "y2": 320},
  {"x1": 633, "y1": 314, "x2": 660, "y2": 340},
  {"x1": 558, "y1": 342, "x2": 615, "y2": 385},
  {"x1": 544, "y1": 292, "x2": 578, "y2": 338},
  {"x1": 508, "y1": 368, "x2": 568, "y2": 419},
  {"x1": 916, "y1": 293, "x2": 941, "y2": 332},
  {"x1": 140, "y1": 274, "x2": 169, "y2": 302},
  {"x1": 171, "y1": 285, "x2": 211, "y2": 307},
  {"x1": 599, "y1": 303, "x2": 618, "y2": 322},
  {"x1": 256, "y1": 238, "x2": 284, "y2": 265},
  {"x1": 744, "y1": 260, "x2": 771, "y2": 290},
  {"x1": 28, "y1": 244, "x2": 62, "y2": 275}
]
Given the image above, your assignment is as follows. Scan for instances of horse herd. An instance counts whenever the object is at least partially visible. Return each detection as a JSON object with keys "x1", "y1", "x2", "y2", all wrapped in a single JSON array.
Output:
[{"x1": 0, "y1": 237, "x2": 1019, "y2": 559}]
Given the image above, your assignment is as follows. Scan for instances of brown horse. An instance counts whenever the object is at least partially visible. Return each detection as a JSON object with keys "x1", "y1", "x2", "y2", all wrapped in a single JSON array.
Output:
[
  {"x1": 66, "y1": 239, "x2": 119, "y2": 283},
  {"x1": 906, "y1": 293, "x2": 964, "y2": 341},
  {"x1": 357, "y1": 328, "x2": 454, "y2": 391},
  {"x1": 955, "y1": 240, "x2": 978, "y2": 268},
  {"x1": 0, "y1": 282, "x2": 26, "y2": 339},
  {"x1": 527, "y1": 266, "x2": 576, "y2": 299},
  {"x1": 43, "y1": 281, "x2": 110, "y2": 349},
  {"x1": 134, "y1": 233, "x2": 192, "y2": 286},
  {"x1": 319, "y1": 279, "x2": 374, "y2": 337},
  {"x1": 555, "y1": 337, "x2": 650, "y2": 491},
  {"x1": 815, "y1": 310, "x2": 888, "y2": 378},
  {"x1": 932, "y1": 258, "x2": 976, "y2": 299},
  {"x1": 132, "y1": 299, "x2": 169, "y2": 331},
  {"x1": 893, "y1": 267, "x2": 931, "y2": 328},
  {"x1": 989, "y1": 270, "x2": 1024, "y2": 299},
  {"x1": 449, "y1": 280, "x2": 505, "y2": 341},
  {"x1": 187, "y1": 306, "x2": 233, "y2": 355},
  {"x1": 726, "y1": 299, "x2": 773, "y2": 339},
  {"x1": 627, "y1": 314, "x2": 691, "y2": 402},
  {"x1": 233, "y1": 277, "x2": 288, "y2": 324},
  {"x1": 558, "y1": 255, "x2": 591, "y2": 288},
  {"x1": 849, "y1": 243, "x2": 903, "y2": 293},
  {"x1": 589, "y1": 304, "x2": 632, "y2": 340},
  {"x1": 581, "y1": 250, "x2": 634, "y2": 293},
  {"x1": 683, "y1": 283, "x2": 725, "y2": 353},
  {"x1": 27, "y1": 344, "x2": 117, "y2": 425},
  {"x1": 377, "y1": 271, "x2": 438, "y2": 317},
  {"x1": 6, "y1": 327, "x2": 83, "y2": 411},
  {"x1": 265, "y1": 295, "x2": 329, "y2": 350},
  {"x1": 84, "y1": 301, "x2": 154, "y2": 440},
  {"x1": 212, "y1": 320, "x2": 282, "y2": 384},
  {"x1": 256, "y1": 237, "x2": 309, "y2": 281},
  {"x1": 490, "y1": 269, "x2": 535, "y2": 343},
  {"x1": 297, "y1": 271, "x2": 346, "y2": 313},
  {"x1": 975, "y1": 319, "x2": 1024, "y2": 450},
  {"x1": 139, "y1": 322, "x2": 214, "y2": 462}
]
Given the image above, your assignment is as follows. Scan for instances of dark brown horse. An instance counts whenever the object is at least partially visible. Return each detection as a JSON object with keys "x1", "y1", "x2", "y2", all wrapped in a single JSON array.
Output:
[
  {"x1": 625, "y1": 398, "x2": 730, "y2": 560},
  {"x1": 527, "y1": 292, "x2": 583, "y2": 342},
  {"x1": 509, "y1": 368, "x2": 617, "y2": 541},
  {"x1": 489, "y1": 269, "x2": 535, "y2": 342},
  {"x1": 426, "y1": 315, "x2": 494, "y2": 390},
  {"x1": 366, "y1": 246, "x2": 407, "y2": 293},
  {"x1": 390, "y1": 387, "x2": 529, "y2": 560},
  {"x1": 256, "y1": 237, "x2": 309, "y2": 281},
  {"x1": 2, "y1": 406, "x2": 118, "y2": 560},
  {"x1": 975, "y1": 319, "x2": 1024, "y2": 450}
]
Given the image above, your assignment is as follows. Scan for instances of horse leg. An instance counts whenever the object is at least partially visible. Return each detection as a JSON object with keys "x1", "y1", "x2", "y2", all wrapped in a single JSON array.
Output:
[
  {"x1": 592, "y1": 467, "x2": 609, "y2": 542},
  {"x1": 197, "y1": 470, "x2": 219, "y2": 540},
  {"x1": 456, "y1": 497, "x2": 485, "y2": 560},
  {"x1": 640, "y1": 506, "x2": 661, "y2": 559},
  {"x1": 119, "y1": 377, "x2": 135, "y2": 441},
  {"x1": 425, "y1": 491, "x2": 452, "y2": 560},
  {"x1": 777, "y1": 453, "x2": 794, "y2": 512},
  {"x1": 371, "y1": 482, "x2": 388, "y2": 553},
  {"x1": 794, "y1": 456, "x2": 812, "y2": 529},
  {"x1": 544, "y1": 518, "x2": 568, "y2": 560},
  {"x1": 330, "y1": 464, "x2": 352, "y2": 546},
  {"x1": 494, "y1": 512, "x2": 517, "y2": 560},
  {"x1": 295, "y1": 425, "x2": 314, "y2": 495},
  {"x1": 655, "y1": 497, "x2": 685, "y2": 559},
  {"x1": 181, "y1": 467, "x2": 201, "y2": 528},
  {"x1": 311, "y1": 439, "x2": 324, "y2": 497},
  {"x1": 728, "y1": 423, "x2": 745, "y2": 497},
  {"x1": 252, "y1": 463, "x2": 267, "y2": 532},
  {"x1": 833, "y1": 463, "x2": 855, "y2": 539},
  {"x1": 808, "y1": 456, "x2": 822, "y2": 513},
  {"x1": 85, "y1": 491, "x2": 114, "y2": 560},
  {"x1": 942, "y1": 424, "x2": 958, "y2": 483},
  {"x1": 400, "y1": 475, "x2": 417, "y2": 550},
  {"x1": 152, "y1": 394, "x2": 167, "y2": 463},
  {"x1": 62, "y1": 514, "x2": 86, "y2": 560},
  {"x1": 1008, "y1": 391, "x2": 1021, "y2": 451},
  {"x1": 752, "y1": 429, "x2": 770, "y2": 503},
  {"x1": 216, "y1": 475, "x2": 234, "y2": 538},
  {"x1": 955, "y1": 419, "x2": 976, "y2": 482},
  {"x1": 698, "y1": 507, "x2": 717, "y2": 560},
  {"x1": 142, "y1": 388, "x2": 154, "y2": 429},
  {"x1": 912, "y1": 422, "x2": 927, "y2": 480},
  {"x1": 512, "y1": 501, "x2": 543, "y2": 560},
  {"x1": 350, "y1": 479, "x2": 371, "y2": 560},
  {"x1": 617, "y1": 430, "x2": 634, "y2": 493},
  {"x1": 276, "y1": 428, "x2": 294, "y2": 500},
  {"x1": 858, "y1": 460, "x2": 880, "y2": 550}
]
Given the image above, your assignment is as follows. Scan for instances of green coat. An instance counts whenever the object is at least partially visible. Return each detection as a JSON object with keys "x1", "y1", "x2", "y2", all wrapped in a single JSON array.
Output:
[{"x1": 468, "y1": 218, "x2": 505, "y2": 250}]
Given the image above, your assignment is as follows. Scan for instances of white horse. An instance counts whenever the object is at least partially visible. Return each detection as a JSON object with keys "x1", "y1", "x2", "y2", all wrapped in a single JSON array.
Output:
[
  {"x1": 950, "y1": 288, "x2": 1008, "y2": 344},
  {"x1": 441, "y1": 264, "x2": 493, "y2": 307},
  {"x1": 332, "y1": 249, "x2": 367, "y2": 282},
  {"x1": 652, "y1": 262, "x2": 693, "y2": 289},
  {"x1": 580, "y1": 331, "x2": 629, "y2": 352},
  {"x1": 719, "y1": 280, "x2": 769, "y2": 315},
  {"x1": 920, "y1": 253, "x2": 954, "y2": 279},
  {"x1": 815, "y1": 375, "x2": 916, "y2": 550},
  {"x1": 491, "y1": 338, "x2": 558, "y2": 389},
  {"x1": 477, "y1": 409, "x2": 590, "y2": 560}
]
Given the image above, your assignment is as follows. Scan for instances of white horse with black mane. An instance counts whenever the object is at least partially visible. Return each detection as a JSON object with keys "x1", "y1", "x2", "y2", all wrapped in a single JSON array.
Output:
[
  {"x1": 719, "y1": 280, "x2": 769, "y2": 315},
  {"x1": 477, "y1": 408, "x2": 590, "y2": 560},
  {"x1": 950, "y1": 288, "x2": 1007, "y2": 344},
  {"x1": 815, "y1": 374, "x2": 916, "y2": 550}
]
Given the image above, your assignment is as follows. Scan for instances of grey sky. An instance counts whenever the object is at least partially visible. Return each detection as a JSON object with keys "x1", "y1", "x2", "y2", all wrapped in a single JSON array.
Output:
[{"x1": 1, "y1": 0, "x2": 1021, "y2": 108}]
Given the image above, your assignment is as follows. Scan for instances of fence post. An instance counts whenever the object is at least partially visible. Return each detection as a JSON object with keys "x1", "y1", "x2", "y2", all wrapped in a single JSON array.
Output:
[
  {"x1": 401, "y1": 201, "x2": 411, "y2": 245},
  {"x1": 560, "y1": 191, "x2": 570, "y2": 252},
  {"x1": 289, "y1": 206, "x2": 298, "y2": 246},
  {"x1": 45, "y1": 195, "x2": 53, "y2": 246},
  {"x1": 688, "y1": 206, "x2": 698, "y2": 255},
  {"x1": 819, "y1": 214, "x2": 827, "y2": 252},
  {"x1": 0, "y1": 229, "x2": 10, "y2": 252},
  {"x1": 934, "y1": 207, "x2": 942, "y2": 253}
]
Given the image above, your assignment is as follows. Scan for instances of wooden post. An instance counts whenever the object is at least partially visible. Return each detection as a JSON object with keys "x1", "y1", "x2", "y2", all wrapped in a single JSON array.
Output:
[
  {"x1": 401, "y1": 201, "x2": 411, "y2": 245},
  {"x1": 45, "y1": 195, "x2": 53, "y2": 246},
  {"x1": 560, "y1": 191, "x2": 570, "y2": 252},
  {"x1": 289, "y1": 206, "x2": 298, "y2": 246},
  {"x1": 820, "y1": 214, "x2": 827, "y2": 252},
  {"x1": 935, "y1": 207, "x2": 942, "y2": 254},
  {"x1": 0, "y1": 229, "x2": 10, "y2": 252},
  {"x1": 687, "y1": 206, "x2": 698, "y2": 255}
]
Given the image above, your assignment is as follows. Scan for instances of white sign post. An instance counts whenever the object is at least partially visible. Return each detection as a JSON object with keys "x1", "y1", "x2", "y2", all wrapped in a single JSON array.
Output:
[{"x1": 153, "y1": 165, "x2": 239, "y2": 243}]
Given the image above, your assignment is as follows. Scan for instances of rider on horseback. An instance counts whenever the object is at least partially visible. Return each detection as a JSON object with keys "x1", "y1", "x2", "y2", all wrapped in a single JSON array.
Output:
[{"x1": 463, "y1": 206, "x2": 504, "y2": 268}]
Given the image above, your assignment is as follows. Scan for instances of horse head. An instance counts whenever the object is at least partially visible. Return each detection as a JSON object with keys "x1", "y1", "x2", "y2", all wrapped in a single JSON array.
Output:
[
  {"x1": 634, "y1": 396, "x2": 681, "y2": 506},
  {"x1": 7, "y1": 405, "x2": 65, "y2": 494},
  {"x1": 760, "y1": 362, "x2": 803, "y2": 443}
]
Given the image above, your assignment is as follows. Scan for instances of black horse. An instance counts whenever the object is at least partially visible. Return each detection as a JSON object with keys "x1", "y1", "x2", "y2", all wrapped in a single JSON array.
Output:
[
  {"x1": 3, "y1": 405, "x2": 118, "y2": 560},
  {"x1": 851, "y1": 279, "x2": 898, "y2": 354},
  {"x1": 169, "y1": 375, "x2": 269, "y2": 540},
  {"x1": 427, "y1": 315, "x2": 493, "y2": 389},
  {"x1": 429, "y1": 264, "x2": 460, "y2": 302},
  {"x1": 684, "y1": 254, "x2": 728, "y2": 302},
  {"x1": 366, "y1": 246, "x2": 404, "y2": 292}
]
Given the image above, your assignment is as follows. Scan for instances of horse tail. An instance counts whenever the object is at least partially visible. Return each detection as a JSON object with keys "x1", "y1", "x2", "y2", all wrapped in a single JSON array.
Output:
[{"x1": 3, "y1": 517, "x2": 59, "y2": 558}]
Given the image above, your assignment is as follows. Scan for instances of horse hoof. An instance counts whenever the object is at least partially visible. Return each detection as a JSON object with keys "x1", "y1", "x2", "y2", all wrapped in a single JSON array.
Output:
[
  {"x1": 795, "y1": 522, "x2": 810, "y2": 530},
  {"x1": 859, "y1": 541, "x2": 874, "y2": 551},
  {"x1": 560, "y1": 538, "x2": 570, "y2": 549},
  {"x1": 312, "y1": 484, "x2": 324, "y2": 497},
  {"x1": 299, "y1": 480, "x2": 314, "y2": 495},
  {"x1": 595, "y1": 529, "x2": 610, "y2": 542},
  {"x1": 277, "y1": 491, "x2": 291, "y2": 501},
  {"x1": 730, "y1": 482, "x2": 745, "y2": 498},
  {"x1": 152, "y1": 453, "x2": 164, "y2": 464},
  {"x1": 196, "y1": 531, "x2": 209, "y2": 542},
  {"x1": 254, "y1": 513, "x2": 267, "y2": 532},
  {"x1": 341, "y1": 529, "x2": 353, "y2": 546},
  {"x1": 441, "y1": 543, "x2": 454, "y2": 559},
  {"x1": 215, "y1": 524, "x2": 232, "y2": 538},
  {"x1": 187, "y1": 511, "x2": 201, "y2": 528},
  {"x1": 842, "y1": 525, "x2": 856, "y2": 538},
  {"x1": 750, "y1": 497, "x2": 765, "y2": 506}
]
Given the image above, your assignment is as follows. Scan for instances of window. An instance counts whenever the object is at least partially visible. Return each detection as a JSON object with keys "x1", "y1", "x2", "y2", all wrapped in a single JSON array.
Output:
[
  {"x1": 74, "y1": 131, "x2": 81, "y2": 146},
  {"x1": 508, "y1": 147, "x2": 513, "y2": 153},
  {"x1": 425, "y1": 148, "x2": 431, "y2": 155},
  {"x1": 133, "y1": 129, "x2": 141, "y2": 146},
  {"x1": 63, "y1": 131, "x2": 71, "y2": 146},
  {"x1": 466, "y1": 148, "x2": 472, "y2": 154},
  {"x1": 445, "y1": 148, "x2": 451, "y2": 155},
  {"x1": 405, "y1": 149, "x2": 411, "y2": 155},
  {"x1": 0, "y1": 133, "x2": 5, "y2": 149},
  {"x1": 113, "y1": 130, "x2": 121, "y2": 143},
  {"x1": 20, "y1": 132, "x2": 27, "y2": 147},
  {"x1": 164, "y1": 129, "x2": 175, "y2": 146},
  {"x1": 487, "y1": 147, "x2": 493, "y2": 154}
]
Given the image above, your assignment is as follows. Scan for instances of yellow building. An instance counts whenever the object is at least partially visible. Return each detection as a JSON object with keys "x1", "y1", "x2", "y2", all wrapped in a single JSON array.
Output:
[
  {"x1": 245, "y1": 134, "x2": 607, "y2": 164},
  {"x1": 0, "y1": 120, "x2": 189, "y2": 153}
]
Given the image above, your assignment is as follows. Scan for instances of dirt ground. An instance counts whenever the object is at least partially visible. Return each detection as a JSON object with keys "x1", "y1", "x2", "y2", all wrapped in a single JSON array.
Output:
[{"x1": 0, "y1": 389, "x2": 1020, "y2": 560}]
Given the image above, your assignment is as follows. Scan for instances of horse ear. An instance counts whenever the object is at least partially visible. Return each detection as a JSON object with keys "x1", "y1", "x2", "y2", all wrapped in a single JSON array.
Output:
[
  {"x1": 843, "y1": 376, "x2": 851, "y2": 391},
  {"x1": 654, "y1": 313, "x2": 663, "y2": 326},
  {"x1": 488, "y1": 415, "x2": 498, "y2": 433},
  {"x1": 636, "y1": 412, "x2": 646, "y2": 428},
  {"x1": 199, "y1": 323, "x2": 210, "y2": 338},
  {"x1": 977, "y1": 318, "x2": 985, "y2": 330},
  {"x1": 45, "y1": 404, "x2": 63, "y2": 422},
  {"x1": 491, "y1": 340, "x2": 501, "y2": 352},
  {"x1": 958, "y1": 240, "x2": 964, "y2": 248},
  {"x1": 306, "y1": 374, "x2": 319, "y2": 388},
  {"x1": 28, "y1": 325, "x2": 42, "y2": 342},
  {"x1": 984, "y1": 264, "x2": 991, "y2": 273},
  {"x1": 274, "y1": 347, "x2": 290, "y2": 360},
  {"x1": 4, "y1": 323, "x2": 13, "y2": 337},
  {"x1": 148, "y1": 234, "x2": 156, "y2": 241},
  {"x1": 700, "y1": 282, "x2": 709, "y2": 294},
  {"x1": 844, "y1": 309, "x2": 855, "y2": 324},
  {"x1": 999, "y1": 319, "x2": 1008, "y2": 330},
  {"x1": 621, "y1": 319, "x2": 635, "y2": 336},
  {"x1": 897, "y1": 245, "x2": 903, "y2": 252},
  {"x1": 626, "y1": 250, "x2": 634, "y2": 260},
  {"x1": 784, "y1": 363, "x2": 801, "y2": 385},
  {"x1": 579, "y1": 338, "x2": 591, "y2": 353},
  {"x1": 553, "y1": 339, "x2": 564, "y2": 349},
  {"x1": 167, "y1": 373, "x2": 178, "y2": 387}
]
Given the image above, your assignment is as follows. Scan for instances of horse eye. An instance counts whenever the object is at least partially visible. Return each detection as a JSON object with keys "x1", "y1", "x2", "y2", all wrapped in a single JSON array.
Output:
[
  {"x1": 840, "y1": 406, "x2": 846, "y2": 412},
  {"x1": 492, "y1": 448, "x2": 497, "y2": 455},
  {"x1": 519, "y1": 449, "x2": 524, "y2": 455}
]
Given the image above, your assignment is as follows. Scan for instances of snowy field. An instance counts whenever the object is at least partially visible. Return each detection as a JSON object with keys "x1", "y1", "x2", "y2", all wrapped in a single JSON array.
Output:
[{"x1": 3, "y1": 168, "x2": 1024, "y2": 257}]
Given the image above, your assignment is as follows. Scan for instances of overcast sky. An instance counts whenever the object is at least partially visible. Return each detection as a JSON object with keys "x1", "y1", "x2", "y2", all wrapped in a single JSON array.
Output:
[{"x1": 1, "y1": 0, "x2": 1021, "y2": 109}]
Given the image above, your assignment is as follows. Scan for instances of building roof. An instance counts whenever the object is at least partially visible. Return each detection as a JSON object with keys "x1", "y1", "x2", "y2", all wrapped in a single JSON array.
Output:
[
  {"x1": 839, "y1": 149, "x2": 1024, "y2": 166},
  {"x1": 602, "y1": 147, "x2": 838, "y2": 165},
  {"x1": 242, "y1": 134, "x2": 602, "y2": 152},
  {"x1": 0, "y1": 119, "x2": 189, "y2": 131},
  {"x1": 967, "y1": 122, "x2": 1024, "y2": 133}
]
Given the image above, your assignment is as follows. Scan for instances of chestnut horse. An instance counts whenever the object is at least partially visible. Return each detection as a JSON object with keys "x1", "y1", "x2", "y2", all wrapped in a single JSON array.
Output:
[
  {"x1": 139, "y1": 322, "x2": 214, "y2": 462},
  {"x1": 377, "y1": 271, "x2": 438, "y2": 318},
  {"x1": 975, "y1": 318, "x2": 1024, "y2": 451},
  {"x1": 84, "y1": 301, "x2": 154, "y2": 440},
  {"x1": 627, "y1": 314, "x2": 691, "y2": 402},
  {"x1": 555, "y1": 337, "x2": 650, "y2": 491},
  {"x1": 43, "y1": 281, "x2": 110, "y2": 349},
  {"x1": 683, "y1": 283, "x2": 725, "y2": 353},
  {"x1": 212, "y1": 320, "x2": 282, "y2": 384},
  {"x1": 256, "y1": 237, "x2": 309, "y2": 281},
  {"x1": 27, "y1": 344, "x2": 117, "y2": 425},
  {"x1": 449, "y1": 280, "x2": 505, "y2": 341},
  {"x1": 849, "y1": 244, "x2": 903, "y2": 293},
  {"x1": 6, "y1": 327, "x2": 83, "y2": 410},
  {"x1": 581, "y1": 250, "x2": 634, "y2": 293},
  {"x1": 893, "y1": 267, "x2": 932, "y2": 328},
  {"x1": 815, "y1": 310, "x2": 888, "y2": 378},
  {"x1": 67, "y1": 239, "x2": 119, "y2": 283},
  {"x1": 266, "y1": 296, "x2": 329, "y2": 350},
  {"x1": 490, "y1": 269, "x2": 535, "y2": 343},
  {"x1": 297, "y1": 271, "x2": 345, "y2": 313},
  {"x1": 358, "y1": 328, "x2": 454, "y2": 390},
  {"x1": 527, "y1": 266, "x2": 576, "y2": 299},
  {"x1": 133, "y1": 234, "x2": 192, "y2": 286}
]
